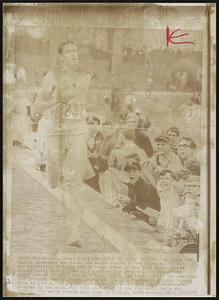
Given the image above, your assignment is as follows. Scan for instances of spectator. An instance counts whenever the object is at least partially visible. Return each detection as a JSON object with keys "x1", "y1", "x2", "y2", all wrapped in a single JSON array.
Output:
[
  {"x1": 96, "y1": 121, "x2": 117, "y2": 201},
  {"x1": 135, "y1": 131, "x2": 153, "y2": 158},
  {"x1": 177, "y1": 137, "x2": 200, "y2": 175},
  {"x1": 120, "y1": 160, "x2": 160, "y2": 216},
  {"x1": 135, "y1": 110, "x2": 153, "y2": 158},
  {"x1": 120, "y1": 94, "x2": 136, "y2": 121},
  {"x1": 104, "y1": 121, "x2": 157, "y2": 208},
  {"x1": 150, "y1": 135, "x2": 182, "y2": 179},
  {"x1": 173, "y1": 175, "x2": 200, "y2": 239},
  {"x1": 156, "y1": 169, "x2": 180, "y2": 232},
  {"x1": 84, "y1": 116, "x2": 102, "y2": 192},
  {"x1": 167, "y1": 127, "x2": 180, "y2": 153},
  {"x1": 135, "y1": 108, "x2": 151, "y2": 129},
  {"x1": 171, "y1": 169, "x2": 192, "y2": 205},
  {"x1": 119, "y1": 123, "x2": 156, "y2": 187}
]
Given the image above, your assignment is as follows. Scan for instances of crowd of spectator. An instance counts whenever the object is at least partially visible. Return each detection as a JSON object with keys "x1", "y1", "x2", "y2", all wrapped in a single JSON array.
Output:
[{"x1": 78, "y1": 95, "x2": 200, "y2": 248}]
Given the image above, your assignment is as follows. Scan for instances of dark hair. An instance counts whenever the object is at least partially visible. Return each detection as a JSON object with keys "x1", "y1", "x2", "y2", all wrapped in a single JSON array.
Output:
[
  {"x1": 58, "y1": 41, "x2": 76, "y2": 55},
  {"x1": 124, "y1": 160, "x2": 142, "y2": 172},
  {"x1": 179, "y1": 137, "x2": 197, "y2": 149},
  {"x1": 167, "y1": 127, "x2": 179, "y2": 136}
]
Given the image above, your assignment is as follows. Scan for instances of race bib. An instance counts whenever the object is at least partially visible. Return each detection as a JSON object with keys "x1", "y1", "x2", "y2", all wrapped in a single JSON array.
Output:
[{"x1": 53, "y1": 102, "x2": 86, "y2": 120}]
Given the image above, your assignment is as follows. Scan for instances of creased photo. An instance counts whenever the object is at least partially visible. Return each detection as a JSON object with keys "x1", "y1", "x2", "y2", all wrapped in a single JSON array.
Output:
[{"x1": 3, "y1": 3, "x2": 216, "y2": 297}]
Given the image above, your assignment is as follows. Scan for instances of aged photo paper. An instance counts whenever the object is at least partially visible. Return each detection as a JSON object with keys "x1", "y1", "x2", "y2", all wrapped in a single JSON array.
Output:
[{"x1": 3, "y1": 3, "x2": 216, "y2": 297}]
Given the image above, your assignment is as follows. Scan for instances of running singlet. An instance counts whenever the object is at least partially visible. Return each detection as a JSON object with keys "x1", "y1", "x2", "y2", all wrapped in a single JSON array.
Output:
[{"x1": 42, "y1": 69, "x2": 92, "y2": 135}]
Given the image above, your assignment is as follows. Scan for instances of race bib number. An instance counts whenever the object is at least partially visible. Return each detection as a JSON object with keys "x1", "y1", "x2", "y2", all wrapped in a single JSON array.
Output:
[{"x1": 53, "y1": 102, "x2": 86, "y2": 120}]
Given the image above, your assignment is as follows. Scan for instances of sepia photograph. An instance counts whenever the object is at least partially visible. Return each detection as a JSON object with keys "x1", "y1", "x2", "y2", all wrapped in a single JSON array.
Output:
[{"x1": 3, "y1": 3, "x2": 216, "y2": 297}]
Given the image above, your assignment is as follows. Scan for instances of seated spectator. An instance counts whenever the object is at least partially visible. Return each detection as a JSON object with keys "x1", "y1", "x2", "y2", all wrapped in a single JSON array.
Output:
[
  {"x1": 119, "y1": 160, "x2": 160, "y2": 216},
  {"x1": 177, "y1": 137, "x2": 200, "y2": 175},
  {"x1": 103, "y1": 125, "x2": 152, "y2": 207},
  {"x1": 135, "y1": 108, "x2": 153, "y2": 158},
  {"x1": 171, "y1": 169, "x2": 192, "y2": 205},
  {"x1": 150, "y1": 135, "x2": 182, "y2": 180},
  {"x1": 86, "y1": 115, "x2": 102, "y2": 160},
  {"x1": 173, "y1": 175, "x2": 200, "y2": 240},
  {"x1": 156, "y1": 169, "x2": 180, "y2": 232},
  {"x1": 167, "y1": 127, "x2": 180, "y2": 153},
  {"x1": 118, "y1": 124, "x2": 156, "y2": 187},
  {"x1": 84, "y1": 116, "x2": 102, "y2": 192},
  {"x1": 95, "y1": 121, "x2": 117, "y2": 203}
]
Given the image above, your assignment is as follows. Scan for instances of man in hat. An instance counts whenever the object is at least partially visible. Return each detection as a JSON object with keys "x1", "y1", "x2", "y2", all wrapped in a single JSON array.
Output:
[
  {"x1": 150, "y1": 134, "x2": 182, "y2": 180},
  {"x1": 120, "y1": 160, "x2": 160, "y2": 215},
  {"x1": 177, "y1": 137, "x2": 200, "y2": 176}
]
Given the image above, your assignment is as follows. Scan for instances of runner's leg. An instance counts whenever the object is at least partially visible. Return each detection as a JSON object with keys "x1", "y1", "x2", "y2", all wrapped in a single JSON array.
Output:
[{"x1": 47, "y1": 135, "x2": 61, "y2": 188}]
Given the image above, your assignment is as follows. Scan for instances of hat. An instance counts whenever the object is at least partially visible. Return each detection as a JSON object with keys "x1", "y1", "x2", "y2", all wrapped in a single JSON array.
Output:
[
  {"x1": 154, "y1": 135, "x2": 169, "y2": 143},
  {"x1": 124, "y1": 160, "x2": 142, "y2": 172}
]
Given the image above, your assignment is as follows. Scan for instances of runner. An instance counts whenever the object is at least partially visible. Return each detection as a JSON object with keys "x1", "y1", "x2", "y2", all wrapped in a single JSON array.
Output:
[{"x1": 30, "y1": 41, "x2": 94, "y2": 247}]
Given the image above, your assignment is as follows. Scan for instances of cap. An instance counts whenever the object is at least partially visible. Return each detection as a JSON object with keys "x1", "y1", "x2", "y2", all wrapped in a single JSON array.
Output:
[{"x1": 154, "y1": 135, "x2": 169, "y2": 143}]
